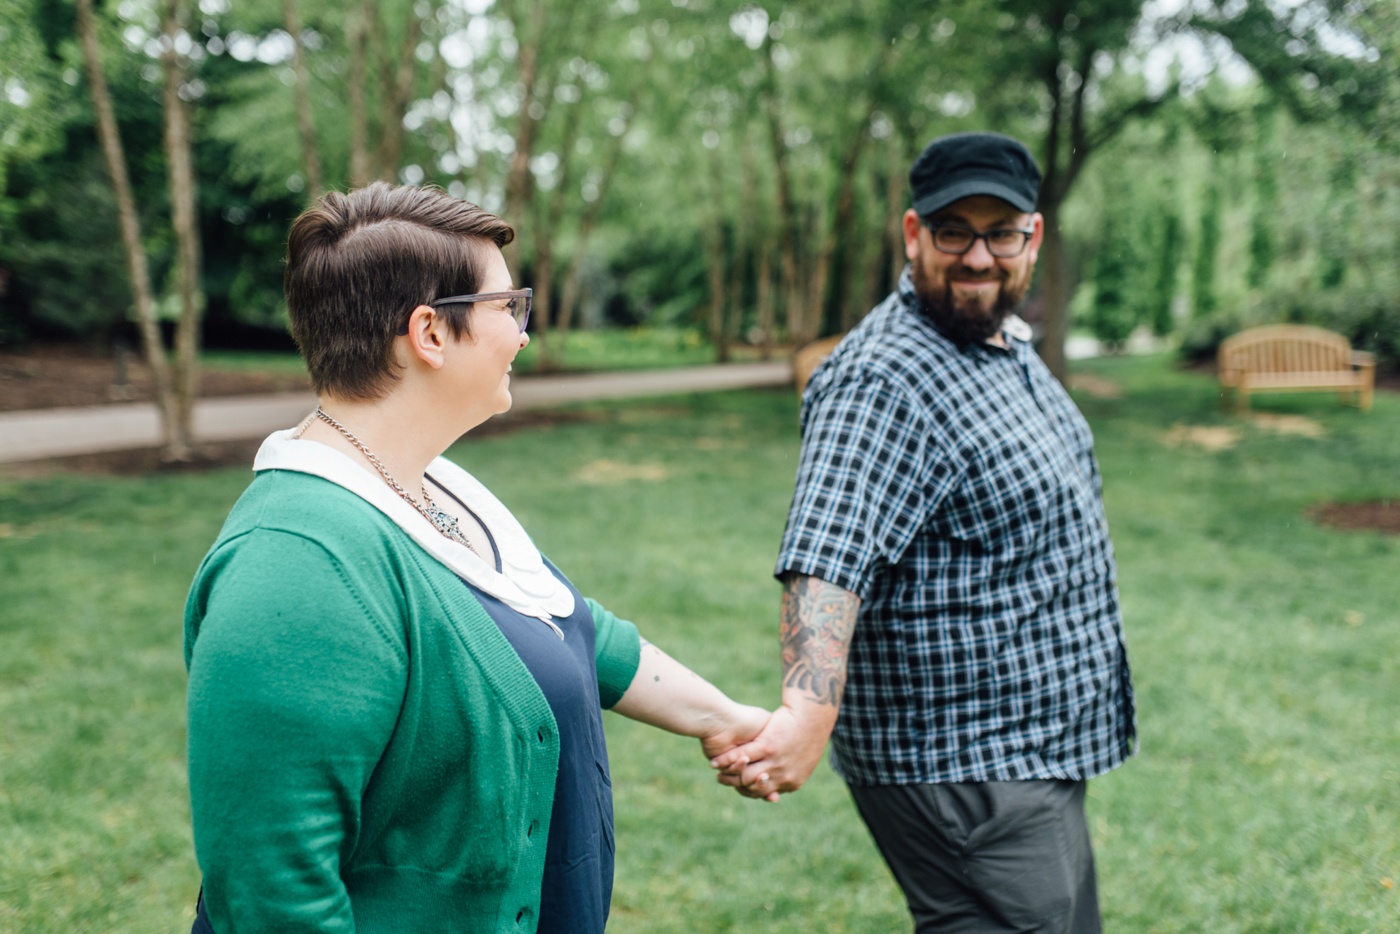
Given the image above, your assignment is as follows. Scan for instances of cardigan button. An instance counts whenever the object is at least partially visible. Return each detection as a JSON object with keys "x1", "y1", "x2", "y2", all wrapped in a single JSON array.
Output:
[{"x1": 527, "y1": 819, "x2": 538, "y2": 838}]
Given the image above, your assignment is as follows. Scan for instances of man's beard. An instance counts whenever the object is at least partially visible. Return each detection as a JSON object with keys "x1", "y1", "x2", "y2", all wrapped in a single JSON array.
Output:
[{"x1": 912, "y1": 261, "x2": 1030, "y2": 345}]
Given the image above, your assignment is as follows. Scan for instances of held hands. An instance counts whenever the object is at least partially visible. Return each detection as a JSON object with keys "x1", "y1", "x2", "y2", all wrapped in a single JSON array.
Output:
[
  {"x1": 708, "y1": 702, "x2": 833, "y2": 802},
  {"x1": 699, "y1": 703, "x2": 780, "y2": 803}
]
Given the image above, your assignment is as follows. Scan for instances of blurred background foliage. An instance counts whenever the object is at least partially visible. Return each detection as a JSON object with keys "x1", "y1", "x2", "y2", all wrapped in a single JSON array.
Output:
[{"x1": 0, "y1": 0, "x2": 1395, "y2": 370}]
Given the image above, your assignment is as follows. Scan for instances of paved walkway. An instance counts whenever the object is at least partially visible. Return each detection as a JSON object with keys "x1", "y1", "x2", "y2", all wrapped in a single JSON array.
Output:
[{"x1": 0, "y1": 361, "x2": 793, "y2": 464}]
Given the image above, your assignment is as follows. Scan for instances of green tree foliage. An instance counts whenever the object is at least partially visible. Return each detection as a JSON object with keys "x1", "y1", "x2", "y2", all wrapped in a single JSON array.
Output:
[
  {"x1": 1149, "y1": 209, "x2": 1181, "y2": 337},
  {"x1": 1317, "y1": 154, "x2": 1355, "y2": 290},
  {"x1": 1247, "y1": 103, "x2": 1277, "y2": 290},
  {"x1": 1087, "y1": 215, "x2": 1140, "y2": 348},
  {"x1": 1, "y1": 0, "x2": 168, "y2": 343},
  {"x1": 1, "y1": 0, "x2": 1395, "y2": 371},
  {"x1": 1191, "y1": 173, "x2": 1222, "y2": 320}
]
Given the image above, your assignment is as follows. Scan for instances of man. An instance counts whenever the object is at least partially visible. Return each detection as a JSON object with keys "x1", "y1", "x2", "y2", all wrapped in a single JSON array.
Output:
[{"x1": 715, "y1": 132, "x2": 1136, "y2": 932}]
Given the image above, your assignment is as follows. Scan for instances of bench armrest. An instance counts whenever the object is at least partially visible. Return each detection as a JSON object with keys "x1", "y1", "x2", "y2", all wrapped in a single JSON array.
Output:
[{"x1": 1351, "y1": 350, "x2": 1376, "y2": 369}]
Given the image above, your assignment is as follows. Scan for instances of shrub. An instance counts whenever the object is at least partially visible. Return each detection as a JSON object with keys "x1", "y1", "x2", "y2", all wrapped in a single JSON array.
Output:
[{"x1": 1177, "y1": 283, "x2": 1400, "y2": 368}]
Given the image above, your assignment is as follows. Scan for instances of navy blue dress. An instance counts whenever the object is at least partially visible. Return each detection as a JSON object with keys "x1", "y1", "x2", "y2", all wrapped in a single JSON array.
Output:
[{"x1": 471, "y1": 559, "x2": 615, "y2": 934}]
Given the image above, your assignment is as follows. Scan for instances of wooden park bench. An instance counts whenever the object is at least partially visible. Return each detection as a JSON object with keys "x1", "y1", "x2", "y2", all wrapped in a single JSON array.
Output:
[
  {"x1": 1217, "y1": 324, "x2": 1375, "y2": 411},
  {"x1": 793, "y1": 334, "x2": 845, "y2": 395}
]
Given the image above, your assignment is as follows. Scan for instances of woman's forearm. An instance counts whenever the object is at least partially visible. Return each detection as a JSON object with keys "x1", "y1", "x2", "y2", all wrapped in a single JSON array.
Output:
[{"x1": 611, "y1": 638, "x2": 767, "y2": 748}]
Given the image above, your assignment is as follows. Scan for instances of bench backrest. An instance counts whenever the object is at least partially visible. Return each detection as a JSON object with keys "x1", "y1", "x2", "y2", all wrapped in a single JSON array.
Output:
[
  {"x1": 794, "y1": 334, "x2": 846, "y2": 394},
  {"x1": 1218, "y1": 324, "x2": 1352, "y2": 374}
]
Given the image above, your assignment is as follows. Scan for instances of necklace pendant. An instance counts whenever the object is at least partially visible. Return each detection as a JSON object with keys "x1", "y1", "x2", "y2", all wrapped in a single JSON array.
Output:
[{"x1": 428, "y1": 505, "x2": 462, "y2": 538}]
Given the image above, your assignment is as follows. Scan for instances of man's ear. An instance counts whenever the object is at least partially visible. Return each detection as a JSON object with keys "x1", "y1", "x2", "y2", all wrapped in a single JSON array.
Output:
[
  {"x1": 401, "y1": 304, "x2": 448, "y2": 370},
  {"x1": 1024, "y1": 213, "x2": 1045, "y2": 264},
  {"x1": 902, "y1": 209, "x2": 923, "y2": 261}
]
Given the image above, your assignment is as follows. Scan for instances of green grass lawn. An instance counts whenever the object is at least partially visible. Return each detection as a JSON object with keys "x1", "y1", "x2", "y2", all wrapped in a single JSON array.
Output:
[{"x1": 2, "y1": 355, "x2": 1398, "y2": 931}]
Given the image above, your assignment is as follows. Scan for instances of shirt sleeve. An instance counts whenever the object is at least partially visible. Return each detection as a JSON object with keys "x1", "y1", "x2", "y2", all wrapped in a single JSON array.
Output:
[
  {"x1": 584, "y1": 597, "x2": 642, "y2": 709},
  {"x1": 186, "y1": 530, "x2": 407, "y2": 933},
  {"x1": 776, "y1": 374, "x2": 946, "y2": 600}
]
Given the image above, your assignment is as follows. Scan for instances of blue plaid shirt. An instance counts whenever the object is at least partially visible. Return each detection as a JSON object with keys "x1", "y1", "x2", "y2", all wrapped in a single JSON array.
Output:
[{"x1": 776, "y1": 268, "x2": 1136, "y2": 786}]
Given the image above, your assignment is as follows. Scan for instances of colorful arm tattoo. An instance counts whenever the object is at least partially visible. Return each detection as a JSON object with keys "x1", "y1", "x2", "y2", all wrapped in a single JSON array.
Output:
[{"x1": 779, "y1": 575, "x2": 859, "y2": 707}]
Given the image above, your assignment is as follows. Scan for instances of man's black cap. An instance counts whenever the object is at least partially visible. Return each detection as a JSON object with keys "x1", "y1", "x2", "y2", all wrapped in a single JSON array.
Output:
[{"x1": 909, "y1": 132, "x2": 1041, "y2": 218}]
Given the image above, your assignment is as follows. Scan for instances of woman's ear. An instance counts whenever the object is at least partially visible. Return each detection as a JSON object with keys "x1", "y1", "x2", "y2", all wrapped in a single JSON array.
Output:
[{"x1": 401, "y1": 304, "x2": 448, "y2": 370}]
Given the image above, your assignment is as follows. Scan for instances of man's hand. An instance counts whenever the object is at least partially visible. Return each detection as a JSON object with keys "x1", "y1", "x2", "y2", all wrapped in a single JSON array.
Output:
[
  {"x1": 710, "y1": 700, "x2": 837, "y2": 798},
  {"x1": 710, "y1": 574, "x2": 861, "y2": 800},
  {"x1": 700, "y1": 704, "x2": 779, "y2": 802}
]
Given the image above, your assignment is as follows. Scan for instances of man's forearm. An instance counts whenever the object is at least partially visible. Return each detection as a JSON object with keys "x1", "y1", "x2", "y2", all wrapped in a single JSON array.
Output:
[
  {"x1": 709, "y1": 575, "x2": 861, "y2": 796},
  {"x1": 776, "y1": 573, "x2": 860, "y2": 749},
  {"x1": 780, "y1": 573, "x2": 860, "y2": 707}
]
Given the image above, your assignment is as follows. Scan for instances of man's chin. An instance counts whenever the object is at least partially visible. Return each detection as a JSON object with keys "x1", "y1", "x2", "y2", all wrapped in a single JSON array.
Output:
[
  {"x1": 923, "y1": 295, "x2": 1004, "y2": 344},
  {"x1": 939, "y1": 313, "x2": 1004, "y2": 345}
]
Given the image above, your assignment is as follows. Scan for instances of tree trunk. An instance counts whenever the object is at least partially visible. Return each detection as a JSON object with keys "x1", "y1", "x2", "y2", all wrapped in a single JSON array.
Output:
[
  {"x1": 503, "y1": 0, "x2": 546, "y2": 222},
  {"x1": 704, "y1": 146, "x2": 729, "y2": 362},
  {"x1": 283, "y1": 0, "x2": 323, "y2": 197},
  {"x1": 76, "y1": 0, "x2": 182, "y2": 456},
  {"x1": 755, "y1": 241, "x2": 774, "y2": 361},
  {"x1": 882, "y1": 134, "x2": 907, "y2": 301},
  {"x1": 556, "y1": 112, "x2": 630, "y2": 347},
  {"x1": 162, "y1": 0, "x2": 203, "y2": 460},
  {"x1": 529, "y1": 82, "x2": 589, "y2": 370},
  {"x1": 1033, "y1": 38, "x2": 1101, "y2": 383},
  {"x1": 531, "y1": 237, "x2": 556, "y2": 366},
  {"x1": 726, "y1": 131, "x2": 756, "y2": 351},
  {"x1": 760, "y1": 36, "x2": 801, "y2": 344},
  {"x1": 347, "y1": 0, "x2": 373, "y2": 187},
  {"x1": 530, "y1": 168, "x2": 562, "y2": 368},
  {"x1": 808, "y1": 128, "x2": 867, "y2": 338},
  {"x1": 1036, "y1": 202, "x2": 1072, "y2": 382},
  {"x1": 375, "y1": 2, "x2": 427, "y2": 181}
]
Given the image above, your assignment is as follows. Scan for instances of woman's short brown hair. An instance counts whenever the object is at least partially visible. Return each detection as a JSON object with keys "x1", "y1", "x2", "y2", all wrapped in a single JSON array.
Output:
[{"x1": 284, "y1": 182, "x2": 515, "y2": 400}]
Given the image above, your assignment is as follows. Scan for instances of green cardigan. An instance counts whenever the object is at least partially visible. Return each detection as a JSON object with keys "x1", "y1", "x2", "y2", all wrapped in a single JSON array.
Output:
[{"x1": 184, "y1": 469, "x2": 642, "y2": 932}]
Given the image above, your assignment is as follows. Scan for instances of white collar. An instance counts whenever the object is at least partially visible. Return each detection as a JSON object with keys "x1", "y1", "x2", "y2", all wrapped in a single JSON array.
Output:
[
  {"x1": 1001, "y1": 315, "x2": 1034, "y2": 344},
  {"x1": 252, "y1": 428, "x2": 576, "y2": 622}
]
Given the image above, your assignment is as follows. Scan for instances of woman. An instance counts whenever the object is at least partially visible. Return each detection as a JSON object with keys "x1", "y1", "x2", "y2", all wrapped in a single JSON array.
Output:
[{"x1": 184, "y1": 182, "x2": 772, "y2": 933}]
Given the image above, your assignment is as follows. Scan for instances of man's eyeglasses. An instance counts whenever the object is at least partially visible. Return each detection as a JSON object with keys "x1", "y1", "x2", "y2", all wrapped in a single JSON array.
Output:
[
  {"x1": 408, "y1": 288, "x2": 532, "y2": 334},
  {"x1": 922, "y1": 221, "x2": 1035, "y2": 258}
]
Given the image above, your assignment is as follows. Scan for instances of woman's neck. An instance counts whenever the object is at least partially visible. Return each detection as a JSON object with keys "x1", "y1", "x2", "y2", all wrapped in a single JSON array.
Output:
[{"x1": 302, "y1": 393, "x2": 449, "y2": 495}]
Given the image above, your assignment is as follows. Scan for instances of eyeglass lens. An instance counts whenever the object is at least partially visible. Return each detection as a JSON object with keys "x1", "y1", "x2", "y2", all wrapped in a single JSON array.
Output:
[
  {"x1": 507, "y1": 293, "x2": 531, "y2": 331},
  {"x1": 929, "y1": 226, "x2": 1029, "y2": 258}
]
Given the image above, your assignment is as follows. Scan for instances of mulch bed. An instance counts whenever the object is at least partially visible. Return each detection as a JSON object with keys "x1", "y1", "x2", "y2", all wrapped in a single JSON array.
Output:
[
  {"x1": 1307, "y1": 501, "x2": 1400, "y2": 536},
  {"x1": 0, "y1": 343, "x2": 311, "y2": 413}
]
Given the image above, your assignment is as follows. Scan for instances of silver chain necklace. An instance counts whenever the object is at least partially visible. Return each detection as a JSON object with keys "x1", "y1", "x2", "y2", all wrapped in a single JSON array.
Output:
[{"x1": 314, "y1": 407, "x2": 483, "y2": 559}]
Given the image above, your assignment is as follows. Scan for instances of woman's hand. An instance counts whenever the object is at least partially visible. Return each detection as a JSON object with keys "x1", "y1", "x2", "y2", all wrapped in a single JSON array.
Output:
[
  {"x1": 699, "y1": 703, "x2": 779, "y2": 803},
  {"x1": 611, "y1": 639, "x2": 778, "y2": 801},
  {"x1": 710, "y1": 701, "x2": 835, "y2": 800}
]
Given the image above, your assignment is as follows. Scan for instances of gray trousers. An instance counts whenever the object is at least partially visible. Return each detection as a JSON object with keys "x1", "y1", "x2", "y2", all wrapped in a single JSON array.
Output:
[{"x1": 848, "y1": 779, "x2": 1101, "y2": 933}]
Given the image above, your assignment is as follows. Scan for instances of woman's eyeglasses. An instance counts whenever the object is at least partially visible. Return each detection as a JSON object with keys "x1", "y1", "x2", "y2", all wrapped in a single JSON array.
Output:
[{"x1": 401, "y1": 288, "x2": 532, "y2": 334}]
